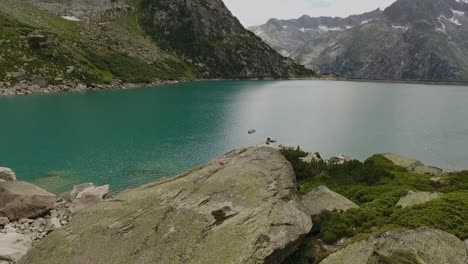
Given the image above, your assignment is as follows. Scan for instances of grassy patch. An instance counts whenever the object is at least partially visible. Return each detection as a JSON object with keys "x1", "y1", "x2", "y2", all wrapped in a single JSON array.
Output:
[{"x1": 281, "y1": 148, "x2": 468, "y2": 245}]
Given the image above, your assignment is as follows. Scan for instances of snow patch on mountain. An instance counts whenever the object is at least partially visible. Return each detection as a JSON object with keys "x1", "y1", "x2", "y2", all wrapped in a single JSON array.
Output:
[
  {"x1": 439, "y1": 15, "x2": 462, "y2": 26},
  {"x1": 61, "y1": 16, "x2": 81, "y2": 21},
  {"x1": 392, "y1": 25, "x2": 409, "y2": 30},
  {"x1": 318, "y1": 26, "x2": 344, "y2": 32},
  {"x1": 452, "y1": 10, "x2": 465, "y2": 16}
]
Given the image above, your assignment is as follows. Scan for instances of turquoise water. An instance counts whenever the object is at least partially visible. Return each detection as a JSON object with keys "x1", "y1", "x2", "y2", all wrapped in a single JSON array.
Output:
[{"x1": 1, "y1": 80, "x2": 468, "y2": 193}]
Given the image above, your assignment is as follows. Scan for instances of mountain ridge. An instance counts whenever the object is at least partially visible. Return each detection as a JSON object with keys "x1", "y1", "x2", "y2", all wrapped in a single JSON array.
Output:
[
  {"x1": 0, "y1": 0, "x2": 312, "y2": 96},
  {"x1": 250, "y1": 0, "x2": 468, "y2": 81}
]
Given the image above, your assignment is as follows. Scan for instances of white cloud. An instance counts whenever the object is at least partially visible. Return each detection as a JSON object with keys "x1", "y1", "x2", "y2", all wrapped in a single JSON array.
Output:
[{"x1": 223, "y1": 0, "x2": 396, "y2": 26}]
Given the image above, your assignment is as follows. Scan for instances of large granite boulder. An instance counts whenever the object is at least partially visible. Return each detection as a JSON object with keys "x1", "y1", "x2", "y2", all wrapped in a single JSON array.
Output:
[
  {"x1": 320, "y1": 228, "x2": 467, "y2": 264},
  {"x1": 0, "y1": 167, "x2": 16, "y2": 182},
  {"x1": 0, "y1": 233, "x2": 32, "y2": 262},
  {"x1": 0, "y1": 181, "x2": 56, "y2": 221},
  {"x1": 20, "y1": 147, "x2": 312, "y2": 264},
  {"x1": 301, "y1": 186, "x2": 358, "y2": 216},
  {"x1": 382, "y1": 153, "x2": 443, "y2": 175},
  {"x1": 396, "y1": 190, "x2": 443, "y2": 208},
  {"x1": 301, "y1": 185, "x2": 358, "y2": 232}
]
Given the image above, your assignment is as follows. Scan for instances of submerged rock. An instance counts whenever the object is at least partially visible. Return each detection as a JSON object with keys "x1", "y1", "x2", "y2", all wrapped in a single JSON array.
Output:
[
  {"x1": 20, "y1": 147, "x2": 312, "y2": 264},
  {"x1": 396, "y1": 190, "x2": 443, "y2": 208},
  {"x1": 320, "y1": 228, "x2": 467, "y2": 264},
  {"x1": 0, "y1": 167, "x2": 16, "y2": 182},
  {"x1": 0, "y1": 181, "x2": 56, "y2": 221},
  {"x1": 382, "y1": 153, "x2": 443, "y2": 175}
]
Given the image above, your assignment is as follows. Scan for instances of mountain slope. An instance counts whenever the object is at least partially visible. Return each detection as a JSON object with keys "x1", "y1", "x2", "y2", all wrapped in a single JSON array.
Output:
[
  {"x1": 0, "y1": 0, "x2": 312, "y2": 95},
  {"x1": 251, "y1": 0, "x2": 468, "y2": 81},
  {"x1": 139, "y1": 0, "x2": 310, "y2": 78},
  {"x1": 249, "y1": 9, "x2": 382, "y2": 57}
]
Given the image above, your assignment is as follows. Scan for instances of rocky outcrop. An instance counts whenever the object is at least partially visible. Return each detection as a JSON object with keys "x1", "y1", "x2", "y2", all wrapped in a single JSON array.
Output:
[
  {"x1": 0, "y1": 233, "x2": 32, "y2": 263},
  {"x1": 140, "y1": 0, "x2": 312, "y2": 78},
  {"x1": 68, "y1": 183, "x2": 109, "y2": 213},
  {"x1": 20, "y1": 147, "x2": 312, "y2": 264},
  {"x1": 320, "y1": 228, "x2": 468, "y2": 264},
  {"x1": 397, "y1": 190, "x2": 443, "y2": 208},
  {"x1": 301, "y1": 185, "x2": 358, "y2": 232},
  {"x1": 0, "y1": 181, "x2": 56, "y2": 221},
  {"x1": 382, "y1": 153, "x2": 443, "y2": 175},
  {"x1": 0, "y1": 167, "x2": 16, "y2": 182},
  {"x1": 20, "y1": 0, "x2": 133, "y2": 22},
  {"x1": 301, "y1": 186, "x2": 358, "y2": 216}
]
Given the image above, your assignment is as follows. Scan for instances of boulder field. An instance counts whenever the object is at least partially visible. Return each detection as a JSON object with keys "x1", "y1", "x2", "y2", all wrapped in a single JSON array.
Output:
[{"x1": 0, "y1": 174, "x2": 109, "y2": 263}]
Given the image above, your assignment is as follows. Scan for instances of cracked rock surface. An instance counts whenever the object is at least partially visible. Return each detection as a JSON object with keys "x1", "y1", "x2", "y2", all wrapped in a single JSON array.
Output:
[
  {"x1": 20, "y1": 147, "x2": 312, "y2": 264},
  {"x1": 320, "y1": 228, "x2": 468, "y2": 264}
]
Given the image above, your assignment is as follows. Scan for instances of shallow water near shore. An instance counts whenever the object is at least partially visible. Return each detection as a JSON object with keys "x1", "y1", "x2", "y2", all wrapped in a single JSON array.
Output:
[{"x1": 1, "y1": 80, "x2": 468, "y2": 193}]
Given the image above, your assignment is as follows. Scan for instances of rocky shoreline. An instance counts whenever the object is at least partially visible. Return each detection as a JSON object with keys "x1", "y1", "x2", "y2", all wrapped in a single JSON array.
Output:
[
  {"x1": 0, "y1": 77, "x2": 323, "y2": 97},
  {"x1": 0, "y1": 79, "x2": 190, "y2": 97},
  {"x1": 1, "y1": 148, "x2": 467, "y2": 264},
  {"x1": 0, "y1": 167, "x2": 110, "y2": 263}
]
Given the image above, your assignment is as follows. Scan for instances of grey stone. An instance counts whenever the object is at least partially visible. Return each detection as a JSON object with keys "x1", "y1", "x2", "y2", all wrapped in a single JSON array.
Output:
[
  {"x1": 20, "y1": 147, "x2": 312, "y2": 264},
  {"x1": 382, "y1": 153, "x2": 443, "y2": 175},
  {"x1": 320, "y1": 228, "x2": 467, "y2": 264},
  {"x1": 397, "y1": 190, "x2": 443, "y2": 208},
  {"x1": 0, "y1": 181, "x2": 56, "y2": 221},
  {"x1": 0, "y1": 167, "x2": 16, "y2": 182},
  {"x1": 0, "y1": 233, "x2": 32, "y2": 262},
  {"x1": 301, "y1": 185, "x2": 358, "y2": 216},
  {"x1": 69, "y1": 184, "x2": 109, "y2": 213},
  {"x1": 0, "y1": 217, "x2": 9, "y2": 226}
]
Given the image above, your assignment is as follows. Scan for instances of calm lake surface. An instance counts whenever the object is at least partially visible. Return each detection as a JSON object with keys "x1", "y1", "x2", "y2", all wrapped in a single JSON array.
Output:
[{"x1": 1, "y1": 80, "x2": 468, "y2": 193}]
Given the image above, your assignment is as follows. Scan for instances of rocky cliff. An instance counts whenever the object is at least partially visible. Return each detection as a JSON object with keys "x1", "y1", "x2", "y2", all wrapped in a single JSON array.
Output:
[
  {"x1": 139, "y1": 0, "x2": 311, "y2": 78},
  {"x1": 251, "y1": 0, "x2": 468, "y2": 81},
  {"x1": 0, "y1": 0, "x2": 312, "y2": 96}
]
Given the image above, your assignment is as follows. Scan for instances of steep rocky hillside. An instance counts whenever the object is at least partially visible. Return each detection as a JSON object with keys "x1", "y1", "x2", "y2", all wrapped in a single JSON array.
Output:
[
  {"x1": 139, "y1": 0, "x2": 310, "y2": 78},
  {"x1": 251, "y1": 0, "x2": 468, "y2": 81},
  {"x1": 0, "y1": 0, "x2": 311, "y2": 95}
]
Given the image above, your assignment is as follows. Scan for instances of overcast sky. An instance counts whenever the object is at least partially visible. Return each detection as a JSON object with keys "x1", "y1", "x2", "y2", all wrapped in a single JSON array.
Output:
[{"x1": 223, "y1": 0, "x2": 396, "y2": 26}]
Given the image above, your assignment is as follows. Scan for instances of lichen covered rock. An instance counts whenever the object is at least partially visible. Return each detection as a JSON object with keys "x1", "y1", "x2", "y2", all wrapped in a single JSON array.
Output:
[
  {"x1": 397, "y1": 190, "x2": 443, "y2": 208},
  {"x1": 0, "y1": 181, "x2": 56, "y2": 221},
  {"x1": 301, "y1": 185, "x2": 358, "y2": 216},
  {"x1": 320, "y1": 228, "x2": 468, "y2": 264},
  {"x1": 21, "y1": 147, "x2": 312, "y2": 264}
]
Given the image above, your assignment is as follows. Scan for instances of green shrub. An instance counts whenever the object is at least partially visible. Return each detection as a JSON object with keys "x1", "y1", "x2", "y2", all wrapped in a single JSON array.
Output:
[{"x1": 281, "y1": 148, "x2": 468, "y2": 244}]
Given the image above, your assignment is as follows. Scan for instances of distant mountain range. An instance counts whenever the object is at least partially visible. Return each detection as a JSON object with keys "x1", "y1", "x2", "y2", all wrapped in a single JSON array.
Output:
[{"x1": 249, "y1": 0, "x2": 468, "y2": 81}]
